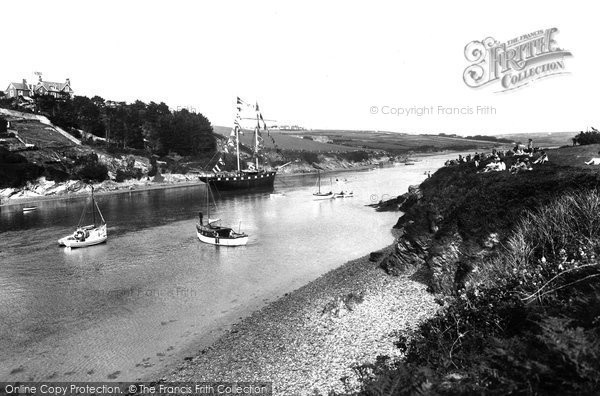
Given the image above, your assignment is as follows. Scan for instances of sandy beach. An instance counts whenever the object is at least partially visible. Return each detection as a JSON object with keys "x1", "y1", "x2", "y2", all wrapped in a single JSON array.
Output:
[{"x1": 163, "y1": 241, "x2": 439, "y2": 395}]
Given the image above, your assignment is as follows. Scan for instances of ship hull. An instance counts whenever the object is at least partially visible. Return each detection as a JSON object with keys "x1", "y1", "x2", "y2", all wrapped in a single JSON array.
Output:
[{"x1": 208, "y1": 171, "x2": 276, "y2": 191}]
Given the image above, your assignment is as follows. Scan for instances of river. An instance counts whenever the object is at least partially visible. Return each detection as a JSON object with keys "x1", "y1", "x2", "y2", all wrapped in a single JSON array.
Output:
[{"x1": 0, "y1": 154, "x2": 453, "y2": 382}]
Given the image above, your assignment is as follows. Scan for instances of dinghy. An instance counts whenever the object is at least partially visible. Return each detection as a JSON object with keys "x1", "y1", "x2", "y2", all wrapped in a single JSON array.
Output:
[{"x1": 333, "y1": 178, "x2": 354, "y2": 198}]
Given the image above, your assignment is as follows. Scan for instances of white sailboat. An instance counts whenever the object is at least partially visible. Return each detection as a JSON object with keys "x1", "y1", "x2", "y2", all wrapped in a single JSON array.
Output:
[
  {"x1": 313, "y1": 170, "x2": 333, "y2": 200},
  {"x1": 195, "y1": 179, "x2": 248, "y2": 246},
  {"x1": 58, "y1": 187, "x2": 107, "y2": 248}
]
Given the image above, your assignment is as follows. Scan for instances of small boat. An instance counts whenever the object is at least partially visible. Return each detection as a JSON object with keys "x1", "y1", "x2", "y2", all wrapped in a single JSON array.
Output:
[
  {"x1": 333, "y1": 191, "x2": 354, "y2": 198},
  {"x1": 22, "y1": 207, "x2": 37, "y2": 212},
  {"x1": 332, "y1": 178, "x2": 353, "y2": 198},
  {"x1": 196, "y1": 179, "x2": 248, "y2": 246},
  {"x1": 405, "y1": 162, "x2": 416, "y2": 166},
  {"x1": 313, "y1": 170, "x2": 333, "y2": 200},
  {"x1": 58, "y1": 187, "x2": 107, "y2": 248}
]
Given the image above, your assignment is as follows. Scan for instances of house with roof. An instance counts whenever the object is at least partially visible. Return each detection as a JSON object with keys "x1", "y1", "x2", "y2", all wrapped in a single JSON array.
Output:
[
  {"x1": 5, "y1": 80, "x2": 32, "y2": 98},
  {"x1": 4, "y1": 75, "x2": 73, "y2": 99},
  {"x1": 31, "y1": 77, "x2": 73, "y2": 98}
]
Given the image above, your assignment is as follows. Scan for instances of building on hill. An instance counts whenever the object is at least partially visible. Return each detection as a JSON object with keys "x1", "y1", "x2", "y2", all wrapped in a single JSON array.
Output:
[
  {"x1": 4, "y1": 74, "x2": 73, "y2": 99},
  {"x1": 5, "y1": 80, "x2": 32, "y2": 98}
]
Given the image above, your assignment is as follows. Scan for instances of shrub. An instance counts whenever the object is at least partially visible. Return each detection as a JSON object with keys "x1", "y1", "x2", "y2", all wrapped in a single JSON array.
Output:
[
  {"x1": 115, "y1": 168, "x2": 142, "y2": 182},
  {"x1": 573, "y1": 129, "x2": 600, "y2": 145},
  {"x1": 0, "y1": 116, "x2": 7, "y2": 133},
  {"x1": 73, "y1": 153, "x2": 108, "y2": 182}
]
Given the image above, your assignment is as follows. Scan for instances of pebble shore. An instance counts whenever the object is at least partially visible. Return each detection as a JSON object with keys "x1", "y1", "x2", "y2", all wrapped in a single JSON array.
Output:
[{"x1": 165, "y1": 244, "x2": 439, "y2": 395}]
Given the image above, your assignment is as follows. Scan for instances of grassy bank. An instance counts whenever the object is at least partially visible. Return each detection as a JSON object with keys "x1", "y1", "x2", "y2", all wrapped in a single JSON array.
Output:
[{"x1": 345, "y1": 144, "x2": 600, "y2": 395}]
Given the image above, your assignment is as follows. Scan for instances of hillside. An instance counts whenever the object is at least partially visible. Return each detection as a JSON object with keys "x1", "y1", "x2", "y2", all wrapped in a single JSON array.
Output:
[
  {"x1": 352, "y1": 144, "x2": 600, "y2": 395},
  {"x1": 214, "y1": 126, "x2": 509, "y2": 154}
]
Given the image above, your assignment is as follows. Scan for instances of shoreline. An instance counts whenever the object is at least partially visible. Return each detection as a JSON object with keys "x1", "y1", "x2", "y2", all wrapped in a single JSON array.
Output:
[
  {"x1": 0, "y1": 150, "x2": 451, "y2": 208},
  {"x1": 161, "y1": 233, "x2": 439, "y2": 395}
]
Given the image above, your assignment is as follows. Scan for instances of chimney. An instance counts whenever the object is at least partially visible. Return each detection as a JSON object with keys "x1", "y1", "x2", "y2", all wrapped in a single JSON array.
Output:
[
  {"x1": 66, "y1": 78, "x2": 70, "y2": 85},
  {"x1": 23, "y1": 79, "x2": 27, "y2": 86}
]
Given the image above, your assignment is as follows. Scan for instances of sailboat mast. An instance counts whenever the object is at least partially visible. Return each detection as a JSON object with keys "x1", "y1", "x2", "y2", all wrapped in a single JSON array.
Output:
[
  {"x1": 317, "y1": 170, "x2": 321, "y2": 194},
  {"x1": 91, "y1": 186, "x2": 96, "y2": 226}
]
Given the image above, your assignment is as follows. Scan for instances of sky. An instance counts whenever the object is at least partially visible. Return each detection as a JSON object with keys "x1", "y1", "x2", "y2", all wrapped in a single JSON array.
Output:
[{"x1": 1, "y1": 0, "x2": 598, "y2": 135}]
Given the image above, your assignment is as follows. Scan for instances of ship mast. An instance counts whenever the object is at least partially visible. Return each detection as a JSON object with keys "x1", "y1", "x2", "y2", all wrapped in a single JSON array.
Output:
[
  {"x1": 235, "y1": 125, "x2": 241, "y2": 172},
  {"x1": 255, "y1": 105, "x2": 260, "y2": 171}
]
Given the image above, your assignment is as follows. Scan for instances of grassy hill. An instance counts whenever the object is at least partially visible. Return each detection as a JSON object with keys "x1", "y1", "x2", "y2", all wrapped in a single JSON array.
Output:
[
  {"x1": 213, "y1": 126, "x2": 357, "y2": 153},
  {"x1": 497, "y1": 131, "x2": 576, "y2": 147},
  {"x1": 213, "y1": 126, "x2": 505, "y2": 154}
]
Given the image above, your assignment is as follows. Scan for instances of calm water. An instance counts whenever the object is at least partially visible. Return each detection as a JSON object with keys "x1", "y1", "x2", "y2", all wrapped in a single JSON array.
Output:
[{"x1": 0, "y1": 154, "x2": 452, "y2": 381}]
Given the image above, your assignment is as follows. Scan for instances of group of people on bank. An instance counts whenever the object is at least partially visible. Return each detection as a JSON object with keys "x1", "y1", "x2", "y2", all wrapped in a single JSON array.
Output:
[{"x1": 444, "y1": 139, "x2": 549, "y2": 174}]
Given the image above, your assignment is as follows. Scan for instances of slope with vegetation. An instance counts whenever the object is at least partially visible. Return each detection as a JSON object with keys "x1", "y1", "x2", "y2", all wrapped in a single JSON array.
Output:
[
  {"x1": 0, "y1": 94, "x2": 217, "y2": 194},
  {"x1": 350, "y1": 144, "x2": 600, "y2": 395}
]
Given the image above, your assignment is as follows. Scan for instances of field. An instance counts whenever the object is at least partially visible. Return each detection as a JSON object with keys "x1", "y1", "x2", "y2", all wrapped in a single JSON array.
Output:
[
  {"x1": 212, "y1": 126, "x2": 356, "y2": 152},
  {"x1": 213, "y1": 126, "x2": 503, "y2": 154},
  {"x1": 497, "y1": 131, "x2": 576, "y2": 147}
]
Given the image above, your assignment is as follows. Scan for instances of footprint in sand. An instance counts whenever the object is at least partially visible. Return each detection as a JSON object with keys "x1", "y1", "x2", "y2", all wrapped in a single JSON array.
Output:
[
  {"x1": 107, "y1": 371, "x2": 121, "y2": 379},
  {"x1": 167, "y1": 346, "x2": 174, "y2": 351},
  {"x1": 87, "y1": 369, "x2": 95, "y2": 375},
  {"x1": 47, "y1": 372, "x2": 58, "y2": 379},
  {"x1": 63, "y1": 371, "x2": 75, "y2": 376},
  {"x1": 157, "y1": 352, "x2": 165, "y2": 357}
]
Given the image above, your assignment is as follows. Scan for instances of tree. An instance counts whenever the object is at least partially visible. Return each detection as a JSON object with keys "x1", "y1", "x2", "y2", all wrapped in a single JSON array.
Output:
[{"x1": 0, "y1": 116, "x2": 7, "y2": 133}]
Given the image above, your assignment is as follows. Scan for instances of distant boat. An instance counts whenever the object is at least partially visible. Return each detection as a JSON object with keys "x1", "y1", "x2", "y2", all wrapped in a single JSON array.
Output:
[
  {"x1": 196, "y1": 179, "x2": 248, "y2": 246},
  {"x1": 333, "y1": 178, "x2": 353, "y2": 198},
  {"x1": 313, "y1": 170, "x2": 333, "y2": 200},
  {"x1": 333, "y1": 191, "x2": 354, "y2": 198},
  {"x1": 58, "y1": 187, "x2": 107, "y2": 248},
  {"x1": 405, "y1": 162, "x2": 416, "y2": 166},
  {"x1": 22, "y1": 207, "x2": 37, "y2": 212}
]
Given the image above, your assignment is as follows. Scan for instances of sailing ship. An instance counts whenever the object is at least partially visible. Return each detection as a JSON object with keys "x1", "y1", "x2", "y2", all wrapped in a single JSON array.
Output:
[
  {"x1": 313, "y1": 170, "x2": 333, "y2": 200},
  {"x1": 207, "y1": 97, "x2": 276, "y2": 191},
  {"x1": 195, "y1": 179, "x2": 249, "y2": 246},
  {"x1": 58, "y1": 187, "x2": 107, "y2": 248}
]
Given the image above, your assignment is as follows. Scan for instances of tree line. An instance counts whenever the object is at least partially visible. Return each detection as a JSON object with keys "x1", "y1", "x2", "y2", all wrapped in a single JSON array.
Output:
[{"x1": 1, "y1": 94, "x2": 216, "y2": 157}]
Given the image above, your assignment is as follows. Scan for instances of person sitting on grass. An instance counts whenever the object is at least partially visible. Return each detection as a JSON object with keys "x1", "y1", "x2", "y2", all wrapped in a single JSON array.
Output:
[
  {"x1": 585, "y1": 158, "x2": 600, "y2": 165},
  {"x1": 533, "y1": 151, "x2": 549, "y2": 164},
  {"x1": 510, "y1": 158, "x2": 532, "y2": 174},
  {"x1": 482, "y1": 158, "x2": 506, "y2": 172}
]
